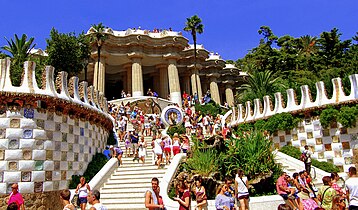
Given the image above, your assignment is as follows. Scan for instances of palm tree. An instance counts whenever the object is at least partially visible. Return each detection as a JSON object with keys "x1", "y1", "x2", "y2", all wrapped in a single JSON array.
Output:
[
  {"x1": 297, "y1": 35, "x2": 317, "y2": 57},
  {"x1": 89, "y1": 23, "x2": 107, "y2": 87},
  {"x1": 1, "y1": 34, "x2": 36, "y2": 85},
  {"x1": 238, "y1": 70, "x2": 285, "y2": 102},
  {"x1": 184, "y1": 15, "x2": 204, "y2": 95}
]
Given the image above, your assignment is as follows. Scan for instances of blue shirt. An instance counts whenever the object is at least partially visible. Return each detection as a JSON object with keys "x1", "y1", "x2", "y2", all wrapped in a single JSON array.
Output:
[{"x1": 103, "y1": 149, "x2": 111, "y2": 160}]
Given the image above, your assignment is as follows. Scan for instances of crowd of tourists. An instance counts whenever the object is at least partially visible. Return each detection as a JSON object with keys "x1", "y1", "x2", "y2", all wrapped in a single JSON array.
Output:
[
  {"x1": 145, "y1": 168, "x2": 250, "y2": 210},
  {"x1": 276, "y1": 166, "x2": 358, "y2": 210}
]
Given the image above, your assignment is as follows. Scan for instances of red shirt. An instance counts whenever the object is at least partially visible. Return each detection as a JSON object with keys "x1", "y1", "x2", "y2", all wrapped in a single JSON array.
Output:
[
  {"x1": 8, "y1": 192, "x2": 24, "y2": 208},
  {"x1": 276, "y1": 176, "x2": 288, "y2": 195},
  {"x1": 179, "y1": 190, "x2": 191, "y2": 210}
]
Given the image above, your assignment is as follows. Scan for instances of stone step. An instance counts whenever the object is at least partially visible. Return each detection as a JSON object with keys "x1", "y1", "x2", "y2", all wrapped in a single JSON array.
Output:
[
  {"x1": 100, "y1": 187, "x2": 150, "y2": 194},
  {"x1": 101, "y1": 192, "x2": 146, "y2": 199},
  {"x1": 110, "y1": 173, "x2": 163, "y2": 180},
  {"x1": 103, "y1": 182, "x2": 153, "y2": 189},
  {"x1": 102, "y1": 203, "x2": 146, "y2": 210},
  {"x1": 113, "y1": 165, "x2": 167, "y2": 172},
  {"x1": 105, "y1": 178, "x2": 155, "y2": 184},
  {"x1": 101, "y1": 198, "x2": 145, "y2": 204},
  {"x1": 113, "y1": 169, "x2": 167, "y2": 176}
]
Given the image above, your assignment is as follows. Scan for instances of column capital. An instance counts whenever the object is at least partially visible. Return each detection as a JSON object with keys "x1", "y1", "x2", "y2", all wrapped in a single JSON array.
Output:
[
  {"x1": 163, "y1": 53, "x2": 180, "y2": 61},
  {"x1": 188, "y1": 64, "x2": 203, "y2": 70},
  {"x1": 222, "y1": 80, "x2": 235, "y2": 86},
  {"x1": 207, "y1": 73, "x2": 221, "y2": 79},
  {"x1": 127, "y1": 52, "x2": 144, "y2": 60}
]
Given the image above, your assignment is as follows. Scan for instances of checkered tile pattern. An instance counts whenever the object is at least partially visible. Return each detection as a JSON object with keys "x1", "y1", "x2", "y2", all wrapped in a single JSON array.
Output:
[
  {"x1": 0, "y1": 108, "x2": 108, "y2": 194},
  {"x1": 272, "y1": 117, "x2": 357, "y2": 172}
]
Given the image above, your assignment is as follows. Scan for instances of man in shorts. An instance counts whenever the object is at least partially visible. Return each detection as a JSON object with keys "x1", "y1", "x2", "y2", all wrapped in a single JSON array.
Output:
[
  {"x1": 130, "y1": 130, "x2": 139, "y2": 161},
  {"x1": 276, "y1": 172, "x2": 296, "y2": 209},
  {"x1": 346, "y1": 167, "x2": 358, "y2": 210}
]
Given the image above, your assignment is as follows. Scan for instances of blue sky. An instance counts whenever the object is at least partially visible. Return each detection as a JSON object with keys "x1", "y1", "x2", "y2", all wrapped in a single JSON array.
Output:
[{"x1": 0, "y1": 0, "x2": 357, "y2": 60}]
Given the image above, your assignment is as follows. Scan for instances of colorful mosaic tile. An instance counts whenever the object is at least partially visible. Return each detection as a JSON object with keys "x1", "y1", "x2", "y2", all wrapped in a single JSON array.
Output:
[
  {"x1": 35, "y1": 161, "x2": 44, "y2": 171},
  {"x1": 323, "y1": 129, "x2": 330, "y2": 137},
  {"x1": 0, "y1": 171, "x2": 3, "y2": 182},
  {"x1": 9, "y1": 162, "x2": 18, "y2": 170},
  {"x1": 69, "y1": 125, "x2": 73, "y2": 134},
  {"x1": 340, "y1": 127, "x2": 348, "y2": 134},
  {"x1": 46, "y1": 150, "x2": 53, "y2": 160},
  {"x1": 316, "y1": 138, "x2": 323, "y2": 145},
  {"x1": 62, "y1": 115, "x2": 67, "y2": 123},
  {"x1": 324, "y1": 144, "x2": 332, "y2": 151},
  {"x1": 34, "y1": 182, "x2": 43, "y2": 193},
  {"x1": 307, "y1": 132, "x2": 313, "y2": 139},
  {"x1": 332, "y1": 136, "x2": 340, "y2": 143},
  {"x1": 0, "y1": 150, "x2": 4, "y2": 160},
  {"x1": 54, "y1": 161, "x2": 60, "y2": 170},
  {"x1": 10, "y1": 119, "x2": 20, "y2": 128},
  {"x1": 342, "y1": 142, "x2": 351, "y2": 150},
  {"x1": 334, "y1": 151, "x2": 342, "y2": 158},
  {"x1": 46, "y1": 131, "x2": 53, "y2": 139},
  {"x1": 45, "y1": 171, "x2": 52, "y2": 181},
  {"x1": 0, "y1": 129, "x2": 5, "y2": 138},
  {"x1": 8, "y1": 139, "x2": 19, "y2": 149},
  {"x1": 62, "y1": 133, "x2": 67, "y2": 142},
  {"x1": 21, "y1": 171, "x2": 31, "y2": 182},
  {"x1": 61, "y1": 171, "x2": 66, "y2": 180},
  {"x1": 300, "y1": 140, "x2": 307, "y2": 146},
  {"x1": 80, "y1": 128, "x2": 84, "y2": 136},
  {"x1": 318, "y1": 152, "x2": 325, "y2": 159},
  {"x1": 47, "y1": 112, "x2": 54, "y2": 121},
  {"x1": 61, "y1": 152, "x2": 67, "y2": 161},
  {"x1": 23, "y1": 150, "x2": 32, "y2": 160},
  {"x1": 24, "y1": 108, "x2": 34, "y2": 119},
  {"x1": 35, "y1": 140, "x2": 44, "y2": 150},
  {"x1": 23, "y1": 129, "x2": 33, "y2": 139}
]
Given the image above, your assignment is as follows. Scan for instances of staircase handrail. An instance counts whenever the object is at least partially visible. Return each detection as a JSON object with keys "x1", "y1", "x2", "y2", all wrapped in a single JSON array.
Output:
[
  {"x1": 160, "y1": 153, "x2": 186, "y2": 209},
  {"x1": 88, "y1": 158, "x2": 119, "y2": 190},
  {"x1": 274, "y1": 150, "x2": 330, "y2": 180}
]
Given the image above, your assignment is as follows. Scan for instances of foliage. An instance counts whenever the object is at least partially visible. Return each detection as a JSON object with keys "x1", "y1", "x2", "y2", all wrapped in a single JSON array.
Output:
[
  {"x1": 320, "y1": 106, "x2": 339, "y2": 128},
  {"x1": 194, "y1": 102, "x2": 226, "y2": 117},
  {"x1": 107, "y1": 130, "x2": 117, "y2": 145},
  {"x1": 46, "y1": 28, "x2": 90, "y2": 76},
  {"x1": 337, "y1": 106, "x2": 358, "y2": 128},
  {"x1": 89, "y1": 23, "x2": 108, "y2": 83},
  {"x1": 235, "y1": 26, "x2": 357, "y2": 105},
  {"x1": 69, "y1": 153, "x2": 108, "y2": 188},
  {"x1": 264, "y1": 112, "x2": 299, "y2": 134},
  {"x1": 279, "y1": 146, "x2": 340, "y2": 172},
  {"x1": 167, "y1": 124, "x2": 186, "y2": 137},
  {"x1": 1, "y1": 34, "x2": 36, "y2": 86},
  {"x1": 185, "y1": 148, "x2": 218, "y2": 177}
]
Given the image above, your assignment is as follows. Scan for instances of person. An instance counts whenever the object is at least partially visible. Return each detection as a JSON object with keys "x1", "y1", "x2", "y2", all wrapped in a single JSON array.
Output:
[
  {"x1": 222, "y1": 123, "x2": 229, "y2": 140},
  {"x1": 130, "y1": 130, "x2": 140, "y2": 161},
  {"x1": 153, "y1": 134, "x2": 163, "y2": 169},
  {"x1": 145, "y1": 177, "x2": 164, "y2": 210},
  {"x1": 75, "y1": 176, "x2": 91, "y2": 210},
  {"x1": 7, "y1": 202, "x2": 19, "y2": 210},
  {"x1": 181, "y1": 135, "x2": 190, "y2": 153},
  {"x1": 317, "y1": 176, "x2": 336, "y2": 210},
  {"x1": 172, "y1": 133, "x2": 181, "y2": 156},
  {"x1": 235, "y1": 169, "x2": 249, "y2": 210},
  {"x1": 173, "y1": 181, "x2": 191, "y2": 210},
  {"x1": 277, "y1": 204, "x2": 293, "y2": 210},
  {"x1": 60, "y1": 189, "x2": 75, "y2": 210},
  {"x1": 276, "y1": 172, "x2": 296, "y2": 209},
  {"x1": 224, "y1": 177, "x2": 236, "y2": 210},
  {"x1": 7, "y1": 183, "x2": 24, "y2": 210},
  {"x1": 345, "y1": 166, "x2": 358, "y2": 210},
  {"x1": 331, "y1": 172, "x2": 344, "y2": 196},
  {"x1": 88, "y1": 190, "x2": 107, "y2": 210},
  {"x1": 302, "y1": 145, "x2": 313, "y2": 174},
  {"x1": 103, "y1": 146, "x2": 111, "y2": 160},
  {"x1": 194, "y1": 177, "x2": 207, "y2": 210},
  {"x1": 163, "y1": 135, "x2": 172, "y2": 165},
  {"x1": 124, "y1": 131, "x2": 132, "y2": 157},
  {"x1": 114, "y1": 146, "x2": 123, "y2": 166},
  {"x1": 297, "y1": 188, "x2": 319, "y2": 210},
  {"x1": 331, "y1": 194, "x2": 346, "y2": 210},
  {"x1": 215, "y1": 184, "x2": 231, "y2": 210},
  {"x1": 138, "y1": 135, "x2": 147, "y2": 165}
]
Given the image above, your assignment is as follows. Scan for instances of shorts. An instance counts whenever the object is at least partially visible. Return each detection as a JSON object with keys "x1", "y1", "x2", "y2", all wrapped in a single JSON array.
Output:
[
  {"x1": 237, "y1": 194, "x2": 249, "y2": 200},
  {"x1": 132, "y1": 143, "x2": 138, "y2": 151},
  {"x1": 120, "y1": 127, "x2": 125, "y2": 132},
  {"x1": 79, "y1": 197, "x2": 87, "y2": 204},
  {"x1": 173, "y1": 146, "x2": 180, "y2": 155},
  {"x1": 164, "y1": 147, "x2": 171, "y2": 153},
  {"x1": 279, "y1": 194, "x2": 289, "y2": 200}
]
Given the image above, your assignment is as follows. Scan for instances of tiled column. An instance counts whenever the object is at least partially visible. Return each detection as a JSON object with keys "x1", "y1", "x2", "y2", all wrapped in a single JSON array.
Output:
[
  {"x1": 209, "y1": 74, "x2": 221, "y2": 105},
  {"x1": 130, "y1": 57, "x2": 143, "y2": 97},
  {"x1": 225, "y1": 83, "x2": 235, "y2": 107},
  {"x1": 167, "y1": 59, "x2": 182, "y2": 106}
]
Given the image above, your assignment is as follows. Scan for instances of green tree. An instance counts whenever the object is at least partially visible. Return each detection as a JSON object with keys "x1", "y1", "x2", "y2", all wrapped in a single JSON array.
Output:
[
  {"x1": 184, "y1": 15, "x2": 204, "y2": 95},
  {"x1": 237, "y1": 70, "x2": 285, "y2": 103},
  {"x1": 1, "y1": 34, "x2": 36, "y2": 85},
  {"x1": 88, "y1": 23, "x2": 108, "y2": 84},
  {"x1": 46, "y1": 28, "x2": 90, "y2": 77}
]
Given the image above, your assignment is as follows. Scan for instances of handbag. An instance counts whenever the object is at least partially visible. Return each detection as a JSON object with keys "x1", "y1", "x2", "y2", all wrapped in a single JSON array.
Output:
[{"x1": 71, "y1": 194, "x2": 80, "y2": 207}]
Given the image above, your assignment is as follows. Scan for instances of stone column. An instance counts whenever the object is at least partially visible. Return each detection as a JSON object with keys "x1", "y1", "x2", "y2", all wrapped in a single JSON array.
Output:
[
  {"x1": 209, "y1": 74, "x2": 221, "y2": 105},
  {"x1": 158, "y1": 65, "x2": 169, "y2": 98},
  {"x1": 167, "y1": 59, "x2": 182, "y2": 106},
  {"x1": 190, "y1": 66, "x2": 203, "y2": 99},
  {"x1": 183, "y1": 74, "x2": 191, "y2": 95},
  {"x1": 93, "y1": 57, "x2": 106, "y2": 93},
  {"x1": 225, "y1": 84, "x2": 235, "y2": 107},
  {"x1": 129, "y1": 55, "x2": 143, "y2": 97},
  {"x1": 123, "y1": 64, "x2": 132, "y2": 95}
]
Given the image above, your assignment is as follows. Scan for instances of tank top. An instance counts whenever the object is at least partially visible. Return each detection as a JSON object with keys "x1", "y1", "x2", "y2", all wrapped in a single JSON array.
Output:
[{"x1": 78, "y1": 185, "x2": 88, "y2": 198}]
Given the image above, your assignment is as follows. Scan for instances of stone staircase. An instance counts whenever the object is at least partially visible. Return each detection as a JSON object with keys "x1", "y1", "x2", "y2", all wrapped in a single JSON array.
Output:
[{"x1": 100, "y1": 137, "x2": 168, "y2": 210}]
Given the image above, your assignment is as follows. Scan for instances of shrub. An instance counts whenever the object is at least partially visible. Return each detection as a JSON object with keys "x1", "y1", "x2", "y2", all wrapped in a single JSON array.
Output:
[
  {"x1": 264, "y1": 112, "x2": 299, "y2": 133},
  {"x1": 107, "y1": 130, "x2": 117, "y2": 145},
  {"x1": 69, "y1": 153, "x2": 108, "y2": 188},
  {"x1": 194, "y1": 102, "x2": 226, "y2": 117},
  {"x1": 320, "y1": 106, "x2": 339, "y2": 128},
  {"x1": 337, "y1": 106, "x2": 358, "y2": 128},
  {"x1": 185, "y1": 149, "x2": 218, "y2": 177},
  {"x1": 279, "y1": 146, "x2": 340, "y2": 172},
  {"x1": 167, "y1": 124, "x2": 186, "y2": 137}
]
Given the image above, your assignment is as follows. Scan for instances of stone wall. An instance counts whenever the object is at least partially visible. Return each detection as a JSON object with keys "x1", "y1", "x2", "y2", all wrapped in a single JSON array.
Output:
[
  {"x1": 0, "y1": 59, "x2": 113, "y2": 199},
  {"x1": 0, "y1": 190, "x2": 62, "y2": 210},
  {"x1": 272, "y1": 117, "x2": 358, "y2": 171}
]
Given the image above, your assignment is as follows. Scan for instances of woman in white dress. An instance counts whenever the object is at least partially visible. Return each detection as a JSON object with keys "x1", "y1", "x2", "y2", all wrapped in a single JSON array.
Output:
[
  {"x1": 153, "y1": 133, "x2": 163, "y2": 169},
  {"x1": 138, "y1": 135, "x2": 147, "y2": 165}
]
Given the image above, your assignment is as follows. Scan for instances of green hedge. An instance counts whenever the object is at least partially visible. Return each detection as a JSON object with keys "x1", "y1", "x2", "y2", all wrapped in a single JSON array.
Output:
[
  {"x1": 279, "y1": 146, "x2": 340, "y2": 173},
  {"x1": 167, "y1": 124, "x2": 186, "y2": 137},
  {"x1": 194, "y1": 102, "x2": 226, "y2": 117},
  {"x1": 69, "y1": 153, "x2": 108, "y2": 188},
  {"x1": 107, "y1": 130, "x2": 117, "y2": 145}
]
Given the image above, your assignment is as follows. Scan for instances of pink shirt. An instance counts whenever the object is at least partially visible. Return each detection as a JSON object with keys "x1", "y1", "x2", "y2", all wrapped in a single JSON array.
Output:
[
  {"x1": 8, "y1": 192, "x2": 24, "y2": 208},
  {"x1": 276, "y1": 176, "x2": 288, "y2": 195}
]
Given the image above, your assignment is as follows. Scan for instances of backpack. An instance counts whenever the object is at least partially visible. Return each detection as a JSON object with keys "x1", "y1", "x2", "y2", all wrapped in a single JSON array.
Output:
[{"x1": 300, "y1": 152, "x2": 307, "y2": 162}]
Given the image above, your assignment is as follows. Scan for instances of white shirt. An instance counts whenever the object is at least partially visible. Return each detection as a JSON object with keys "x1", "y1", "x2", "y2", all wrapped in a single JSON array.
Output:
[
  {"x1": 92, "y1": 203, "x2": 107, "y2": 210},
  {"x1": 345, "y1": 177, "x2": 358, "y2": 206},
  {"x1": 235, "y1": 175, "x2": 249, "y2": 195}
]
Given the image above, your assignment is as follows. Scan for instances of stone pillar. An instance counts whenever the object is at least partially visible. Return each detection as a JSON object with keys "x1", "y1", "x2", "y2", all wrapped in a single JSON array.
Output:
[
  {"x1": 183, "y1": 74, "x2": 191, "y2": 95},
  {"x1": 167, "y1": 59, "x2": 182, "y2": 106},
  {"x1": 123, "y1": 64, "x2": 132, "y2": 95},
  {"x1": 225, "y1": 84, "x2": 235, "y2": 107},
  {"x1": 131, "y1": 57, "x2": 143, "y2": 97},
  {"x1": 190, "y1": 67, "x2": 203, "y2": 99},
  {"x1": 158, "y1": 65, "x2": 169, "y2": 98},
  {"x1": 93, "y1": 57, "x2": 106, "y2": 93},
  {"x1": 209, "y1": 74, "x2": 221, "y2": 105}
]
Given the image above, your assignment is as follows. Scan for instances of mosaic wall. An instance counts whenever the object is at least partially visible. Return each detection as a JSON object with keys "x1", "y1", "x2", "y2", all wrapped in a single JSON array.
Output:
[
  {"x1": 272, "y1": 117, "x2": 358, "y2": 172},
  {"x1": 0, "y1": 107, "x2": 108, "y2": 195}
]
